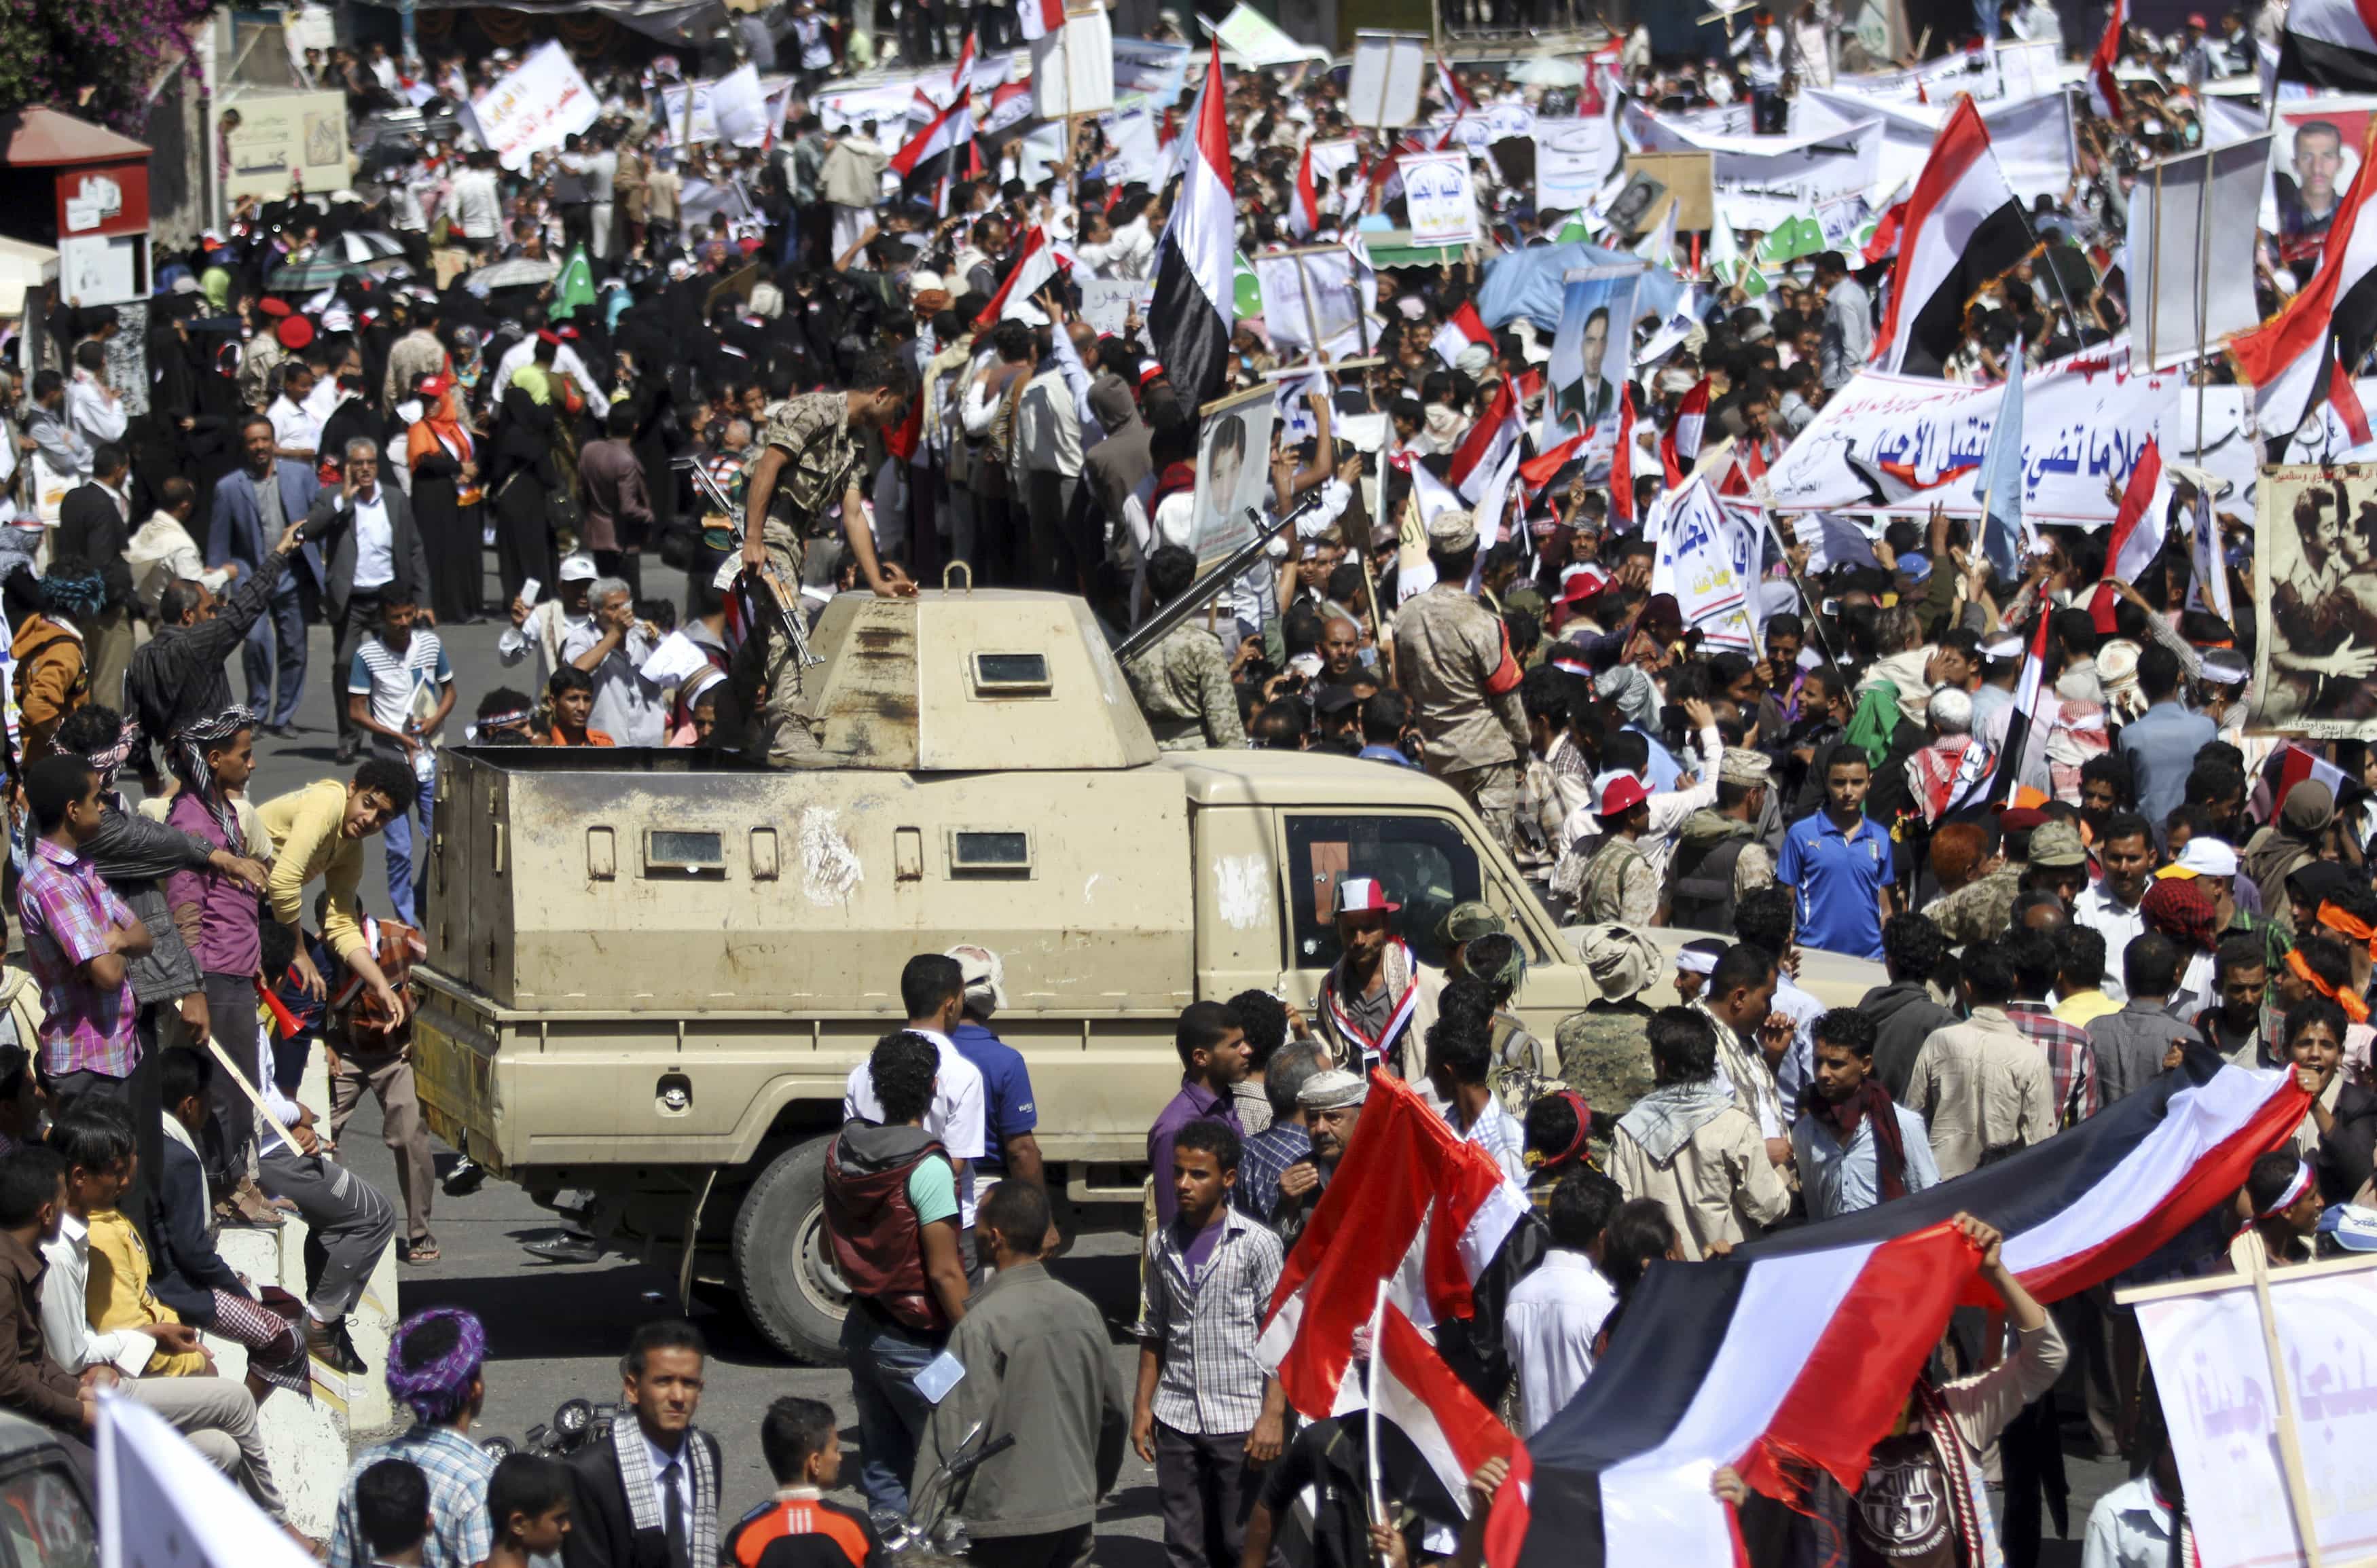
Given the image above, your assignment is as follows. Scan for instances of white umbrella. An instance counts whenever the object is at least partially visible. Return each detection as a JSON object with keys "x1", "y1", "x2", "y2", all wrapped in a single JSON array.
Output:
[
  {"x1": 1510, "y1": 57, "x2": 1585, "y2": 87},
  {"x1": 332, "y1": 230, "x2": 408, "y2": 263},
  {"x1": 464, "y1": 256, "x2": 560, "y2": 293}
]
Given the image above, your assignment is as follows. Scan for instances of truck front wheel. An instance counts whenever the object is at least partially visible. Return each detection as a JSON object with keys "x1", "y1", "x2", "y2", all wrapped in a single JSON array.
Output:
[{"x1": 733, "y1": 1137, "x2": 850, "y2": 1365}]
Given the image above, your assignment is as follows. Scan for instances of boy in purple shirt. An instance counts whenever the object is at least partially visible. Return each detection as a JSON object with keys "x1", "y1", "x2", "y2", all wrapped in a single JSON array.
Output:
[
  {"x1": 16, "y1": 754, "x2": 149, "y2": 1095},
  {"x1": 162, "y1": 709, "x2": 269, "y2": 1195},
  {"x1": 1146, "y1": 1002, "x2": 1250, "y2": 1228}
]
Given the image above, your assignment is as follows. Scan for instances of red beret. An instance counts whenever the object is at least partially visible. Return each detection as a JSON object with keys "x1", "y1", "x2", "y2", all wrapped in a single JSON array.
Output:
[
  {"x1": 275, "y1": 315, "x2": 314, "y2": 350},
  {"x1": 257, "y1": 297, "x2": 292, "y2": 318}
]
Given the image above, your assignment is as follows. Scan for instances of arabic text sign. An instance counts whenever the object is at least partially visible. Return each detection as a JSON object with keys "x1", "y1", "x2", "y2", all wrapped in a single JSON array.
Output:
[
  {"x1": 1079, "y1": 278, "x2": 1155, "y2": 336},
  {"x1": 476, "y1": 42, "x2": 600, "y2": 169},
  {"x1": 2135, "y1": 1262, "x2": 2377, "y2": 1568},
  {"x1": 1535, "y1": 116, "x2": 1618, "y2": 212},
  {"x1": 1763, "y1": 359, "x2": 2183, "y2": 524},
  {"x1": 1400, "y1": 151, "x2": 1478, "y2": 249},
  {"x1": 1426, "y1": 103, "x2": 1537, "y2": 151},
  {"x1": 1650, "y1": 480, "x2": 1759, "y2": 651}
]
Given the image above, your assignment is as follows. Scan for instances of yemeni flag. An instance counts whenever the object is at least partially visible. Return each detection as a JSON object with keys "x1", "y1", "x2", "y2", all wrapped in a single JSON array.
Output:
[
  {"x1": 2257, "y1": 742, "x2": 2351, "y2": 820},
  {"x1": 1432, "y1": 301, "x2": 1494, "y2": 369},
  {"x1": 1017, "y1": 0, "x2": 1064, "y2": 39},
  {"x1": 890, "y1": 88, "x2": 974, "y2": 181},
  {"x1": 1450, "y1": 380, "x2": 1522, "y2": 502},
  {"x1": 1519, "y1": 432, "x2": 1586, "y2": 498},
  {"x1": 1150, "y1": 41, "x2": 1235, "y2": 407},
  {"x1": 1943, "y1": 604, "x2": 2052, "y2": 816},
  {"x1": 2232, "y1": 117, "x2": 2377, "y2": 440},
  {"x1": 1373, "y1": 1301, "x2": 1522, "y2": 1511},
  {"x1": 1258, "y1": 1073, "x2": 1535, "y2": 1419},
  {"x1": 2336, "y1": 340, "x2": 2376, "y2": 445},
  {"x1": 549, "y1": 245, "x2": 596, "y2": 323},
  {"x1": 2105, "y1": 437, "x2": 2169, "y2": 583},
  {"x1": 1660, "y1": 378, "x2": 1708, "y2": 486},
  {"x1": 2282, "y1": 0, "x2": 2377, "y2": 86},
  {"x1": 1489, "y1": 1055, "x2": 2309, "y2": 1568},
  {"x1": 2086, "y1": 0, "x2": 2126, "y2": 116},
  {"x1": 1290, "y1": 143, "x2": 1323, "y2": 238},
  {"x1": 981, "y1": 79, "x2": 1034, "y2": 134},
  {"x1": 1872, "y1": 97, "x2": 2035, "y2": 377},
  {"x1": 1609, "y1": 384, "x2": 1638, "y2": 528},
  {"x1": 970, "y1": 226, "x2": 1068, "y2": 327}
]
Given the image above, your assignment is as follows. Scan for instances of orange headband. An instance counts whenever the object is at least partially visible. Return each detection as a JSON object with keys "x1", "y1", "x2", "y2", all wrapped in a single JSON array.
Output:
[
  {"x1": 2317, "y1": 901, "x2": 2377, "y2": 962},
  {"x1": 2288, "y1": 946, "x2": 2372, "y2": 1023}
]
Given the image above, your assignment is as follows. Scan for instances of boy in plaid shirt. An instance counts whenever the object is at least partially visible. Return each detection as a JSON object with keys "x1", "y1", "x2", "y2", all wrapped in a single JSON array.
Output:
[{"x1": 16, "y1": 754, "x2": 149, "y2": 1094}]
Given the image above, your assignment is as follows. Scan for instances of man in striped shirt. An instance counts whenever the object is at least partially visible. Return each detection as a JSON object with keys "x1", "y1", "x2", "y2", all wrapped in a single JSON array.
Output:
[
  {"x1": 344, "y1": 587, "x2": 452, "y2": 926},
  {"x1": 2004, "y1": 928, "x2": 2103, "y2": 1129}
]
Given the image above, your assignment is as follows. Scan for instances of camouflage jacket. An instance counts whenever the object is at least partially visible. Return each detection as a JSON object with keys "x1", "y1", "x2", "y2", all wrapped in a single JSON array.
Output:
[
  {"x1": 1391, "y1": 585, "x2": 1527, "y2": 775},
  {"x1": 1921, "y1": 862, "x2": 2023, "y2": 947},
  {"x1": 760, "y1": 391, "x2": 860, "y2": 535},
  {"x1": 1122, "y1": 623, "x2": 1246, "y2": 750}
]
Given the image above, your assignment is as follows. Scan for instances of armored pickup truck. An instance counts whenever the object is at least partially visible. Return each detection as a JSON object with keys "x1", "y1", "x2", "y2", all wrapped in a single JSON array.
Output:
[{"x1": 409, "y1": 588, "x2": 1872, "y2": 1363}]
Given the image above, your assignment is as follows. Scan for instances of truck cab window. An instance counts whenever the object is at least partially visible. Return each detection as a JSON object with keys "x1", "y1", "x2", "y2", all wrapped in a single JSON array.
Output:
[{"x1": 1283, "y1": 814, "x2": 1483, "y2": 972}]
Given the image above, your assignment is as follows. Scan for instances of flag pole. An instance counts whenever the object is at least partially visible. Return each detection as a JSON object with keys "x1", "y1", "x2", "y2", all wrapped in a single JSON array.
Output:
[{"x1": 1365, "y1": 1280, "x2": 1390, "y2": 1558}]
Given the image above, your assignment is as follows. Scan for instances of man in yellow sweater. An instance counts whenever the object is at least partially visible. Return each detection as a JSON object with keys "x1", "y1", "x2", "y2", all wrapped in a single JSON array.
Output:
[{"x1": 259, "y1": 760, "x2": 418, "y2": 1023}]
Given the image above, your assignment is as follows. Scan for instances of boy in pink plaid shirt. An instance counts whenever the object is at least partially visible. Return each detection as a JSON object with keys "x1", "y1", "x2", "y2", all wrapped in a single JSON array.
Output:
[{"x1": 16, "y1": 754, "x2": 149, "y2": 1091}]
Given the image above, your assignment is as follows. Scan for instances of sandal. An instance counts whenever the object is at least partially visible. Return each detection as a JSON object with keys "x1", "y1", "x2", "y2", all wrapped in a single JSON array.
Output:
[{"x1": 403, "y1": 1235, "x2": 441, "y2": 1265}]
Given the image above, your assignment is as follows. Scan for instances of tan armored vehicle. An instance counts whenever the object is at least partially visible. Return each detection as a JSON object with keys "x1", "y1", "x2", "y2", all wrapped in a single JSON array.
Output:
[{"x1": 410, "y1": 589, "x2": 1872, "y2": 1363}]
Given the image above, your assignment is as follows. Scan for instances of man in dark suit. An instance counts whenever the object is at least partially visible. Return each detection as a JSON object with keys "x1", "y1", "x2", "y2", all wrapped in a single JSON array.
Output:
[
  {"x1": 564, "y1": 1321, "x2": 722, "y2": 1568},
  {"x1": 54, "y1": 442, "x2": 139, "y2": 712},
  {"x1": 207, "y1": 412, "x2": 320, "y2": 734},
  {"x1": 304, "y1": 434, "x2": 434, "y2": 763}
]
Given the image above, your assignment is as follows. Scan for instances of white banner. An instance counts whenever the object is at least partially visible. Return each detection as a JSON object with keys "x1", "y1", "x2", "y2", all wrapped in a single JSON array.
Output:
[
  {"x1": 471, "y1": 41, "x2": 600, "y2": 170},
  {"x1": 1651, "y1": 479, "x2": 1761, "y2": 652},
  {"x1": 1764, "y1": 354, "x2": 2192, "y2": 524},
  {"x1": 1802, "y1": 87, "x2": 2074, "y2": 202},
  {"x1": 1993, "y1": 38, "x2": 2060, "y2": 101},
  {"x1": 657, "y1": 81, "x2": 720, "y2": 145},
  {"x1": 1400, "y1": 151, "x2": 1477, "y2": 249},
  {"x1": 2129, "y1": 138, "x2": 2274, "y2": 369},
  {"x1": 2136, "y1": 1263, "x2": 2377, "y2": 1568},
  {"x1": 1101, "y1": 105, "x2": 1162, "y2": 187},
  {"x1": 101, "y1": 1391, "x2": 318, "y2": 1568},
  {"x1": 1255, "y1": 248, "x2": 1368, "y2": 357},
  {"x1": 816, "y1": 79, "x2": 924, "y2": 133},
  {"x1": 1426, "y1": 103, "x2": 1538, "y2": 150},
  {"x1": 710, "y1": 64, "x2": 770, "y2": 148},
  {"x1": 1536, "y1": 116, "x2": 1621, "y2": 213},
  {"x1": 1078, "y1": 277, "x2": 1155, "y2": 336}
]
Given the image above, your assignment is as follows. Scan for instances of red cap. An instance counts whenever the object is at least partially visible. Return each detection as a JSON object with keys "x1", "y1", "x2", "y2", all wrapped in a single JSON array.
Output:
[
  {"x1": 275, "y1": 316, "x2": 314, "y2": 350},
  {"x1": 1997, "y1": 805, "x2": 2050, "y2": 830},
  {"x1": 418, "y1": 373, "x2": 451, "y2": 397},
  {"x1": 537, "y1": 329, "x2": 562, "y2": 345},
  {"x1": 257, "y1": 297, "x2": 292, "y2": 318}
]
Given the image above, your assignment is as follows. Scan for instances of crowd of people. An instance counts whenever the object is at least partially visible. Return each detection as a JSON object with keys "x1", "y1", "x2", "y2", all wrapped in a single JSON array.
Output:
[{"x1": 5, "y1": 0, "x2": 2377, "y2": 1563}]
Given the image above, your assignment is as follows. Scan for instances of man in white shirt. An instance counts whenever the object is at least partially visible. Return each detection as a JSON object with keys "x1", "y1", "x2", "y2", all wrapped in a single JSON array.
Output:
[
  {"x1": 841, "y1": 955, "x2": 989, "y2": 1226},
  {"x1": 1502, "y1": 1167, "x2": 1620, "y2": 1436},
  {"x1": 491, "y1": 323, "x2": 610, "y2": 416},
  {"x1": 2074, "y1": 812, "x2": 2158, "y2": 1003},
  {"x1": 39, "y1": 1106, "x2": 287, "y2": 1514},
  {"x1": 65, "y1": 344, "x2": 125, "y2": 449},
  {"x1": 450, "y1": 152, "x2": 503, "y2": 245},
  {"x1": 268, "y1": 361, "x2": 325, "y2": 462},
  {"x1": 498, "y1": 551, "x2": 600, "y2": 690}
]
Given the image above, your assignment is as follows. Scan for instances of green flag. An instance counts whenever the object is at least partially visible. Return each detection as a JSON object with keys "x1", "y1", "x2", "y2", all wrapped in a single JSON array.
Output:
[
  {"x1": 549, "y1": 245, "x2": 596, "y2": 323},
  {"x1": 1757, "y1": 215, "x2": 1826, "y2": 266},
  {"x1": 1235, "y1": 252, "x2": 1262, "y2": 320}
]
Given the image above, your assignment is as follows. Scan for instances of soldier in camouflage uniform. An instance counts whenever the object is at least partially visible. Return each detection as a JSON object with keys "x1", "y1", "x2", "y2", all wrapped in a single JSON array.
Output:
[
  {"x1": 240, "y1": 302, "x2": 292, "y2": 410},
  {"x1": 737, "y1": 352, "x2": 917, "y2": 764},
  {"x1": 1392, "y1": 509, "x2": 1529, "y2": 850},
  {"x1": 1121, "y1": 545, "x2": 1246, "y2": 750}
]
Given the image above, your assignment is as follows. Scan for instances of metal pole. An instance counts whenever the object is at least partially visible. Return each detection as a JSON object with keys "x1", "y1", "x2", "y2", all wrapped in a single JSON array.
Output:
[
  {"x1": 2194, "y1": 151, "x2": 2211, "y2": 469},
  {"x1": 2146, "y1": 159, "x2": 2162, "y2": 375}
]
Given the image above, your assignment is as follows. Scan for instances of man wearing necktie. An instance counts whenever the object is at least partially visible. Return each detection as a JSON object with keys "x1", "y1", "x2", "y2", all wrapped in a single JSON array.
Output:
[{"x1": 563, "y1": 1321, "x2": 722, "y2": 1568}]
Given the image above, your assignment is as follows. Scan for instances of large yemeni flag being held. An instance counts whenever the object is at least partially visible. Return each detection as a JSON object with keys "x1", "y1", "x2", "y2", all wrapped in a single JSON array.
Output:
[
  {"x1": 2232, "y1": 117, "x2": 2377, "y2": 439},
  {"x1": 1450, "y1": 380, "x2": 1523, "y2": 502},
  {"x1": 2086, "y1": 0, "x2": 2126, "y2": 115},
  {"x1": 2281, "y1": 0, "x2": 2377, "y2": 87},
  {"x1": 1659, "y1": 378, "x2": 1708, "y2": 486},
  {"x1": 1373, "y1": 1300, "x2": 1521, "y2": 1508},
  {"x1": 2105, "y1": 437, "x2": 2168, "y2": 585},
  {"x1": 1485, "y1": 1054, "x2": 2308, "y2": 1568},
  {"x1": 890, "y1": 88, "x2": 973, "y2": 179},
  {"x1": 1258, "y1": 1072, "x2": 1535, "y2": 1420},
  {"x1": 1150, "y1": 41, "x2": 1235, "y2": 407},
  {"x1": 1872, "y1": 96, "x2": 2035, "y2": 376}
]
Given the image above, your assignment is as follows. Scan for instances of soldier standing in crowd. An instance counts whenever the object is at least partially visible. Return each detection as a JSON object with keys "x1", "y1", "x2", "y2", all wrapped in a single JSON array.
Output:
[
  {"x1": 1393, "y1": 509, "x2": 1527, "y2": 850},
  {"x1": 1123, "y1": 545, "x2": 1246, "y2": 751}
]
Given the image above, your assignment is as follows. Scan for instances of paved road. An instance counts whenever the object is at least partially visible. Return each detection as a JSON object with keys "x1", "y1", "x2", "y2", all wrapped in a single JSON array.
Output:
[{"x1": 229, "y1": 614, "x2": 2123, "y2": 1566}]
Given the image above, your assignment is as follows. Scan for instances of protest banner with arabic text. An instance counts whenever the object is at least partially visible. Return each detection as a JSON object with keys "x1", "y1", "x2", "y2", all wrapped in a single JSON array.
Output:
[{"x1": 472, "y1": 42, "x2": 600, "y2": 169}]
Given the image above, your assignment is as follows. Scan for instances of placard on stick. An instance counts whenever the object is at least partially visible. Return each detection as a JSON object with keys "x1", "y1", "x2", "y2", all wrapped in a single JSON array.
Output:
[
  {"x1": 1347, "y1": 32, "x2": 1426, "y2": 128},
  {"x1": 1622, "y1": 150, "x2": 1714, "y2": 232}
]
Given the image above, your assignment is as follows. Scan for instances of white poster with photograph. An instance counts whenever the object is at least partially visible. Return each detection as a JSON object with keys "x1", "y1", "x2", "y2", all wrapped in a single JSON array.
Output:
[
  {"x1": 1399, "y1": 151, "x2": 1478, "y2": 249},
  {"x1": 2254, "y1": 464, "x2": 2377, "y2": 735},
  {"x1": 219, "y1": 90, "x2": 352, "y2": 203},
  {"x1": 474, "y1": 42, "x2": 601, "y2": 169},
  {"x1": 2136, "y1": 1263, "x2": 2377, "y2": 1568},
  {"x1": 1426, "y1": 103, "x2": 1537, "y2": 151},
  {"x1": 1190, "y1": 387, "x2": 1278, "y2": 575},
  {"x1": 1542, "y1": 263, "x2": 1644, "y2": 469}
]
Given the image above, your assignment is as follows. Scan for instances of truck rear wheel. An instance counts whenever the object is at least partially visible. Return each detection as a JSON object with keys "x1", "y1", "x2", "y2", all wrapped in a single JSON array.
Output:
[{"x1": 733, "y1": 1137, "x2": 850, "y2": 1366}]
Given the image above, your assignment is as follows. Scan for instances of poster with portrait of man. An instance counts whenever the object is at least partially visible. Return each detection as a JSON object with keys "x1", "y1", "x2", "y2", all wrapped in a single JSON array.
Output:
[
  {"x1": 2270, "y1": 101, "x2": 2377, "y2": 263},
  {"x1": 2253, "y1": 464, "x2": 2377, "y2": 735},
  {"x1": 1191, "y1": 386, "x2": 1279, "y2": 576},
  {"x1": 1541, "y1": 263, "x2": 1644, "y2": 467}
]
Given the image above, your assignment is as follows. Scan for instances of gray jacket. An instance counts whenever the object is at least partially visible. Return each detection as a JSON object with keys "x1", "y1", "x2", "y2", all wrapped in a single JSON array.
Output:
[
  {"x1": 913, "y1": 1262, "x2": 1128, "y2": 1539},
  {"x1": 2085, "y1": 999, "x2": 2198, "y2": 1106},
  {"x1": 84, "y1": 805, "x2": 213, "y2": 1005}
]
